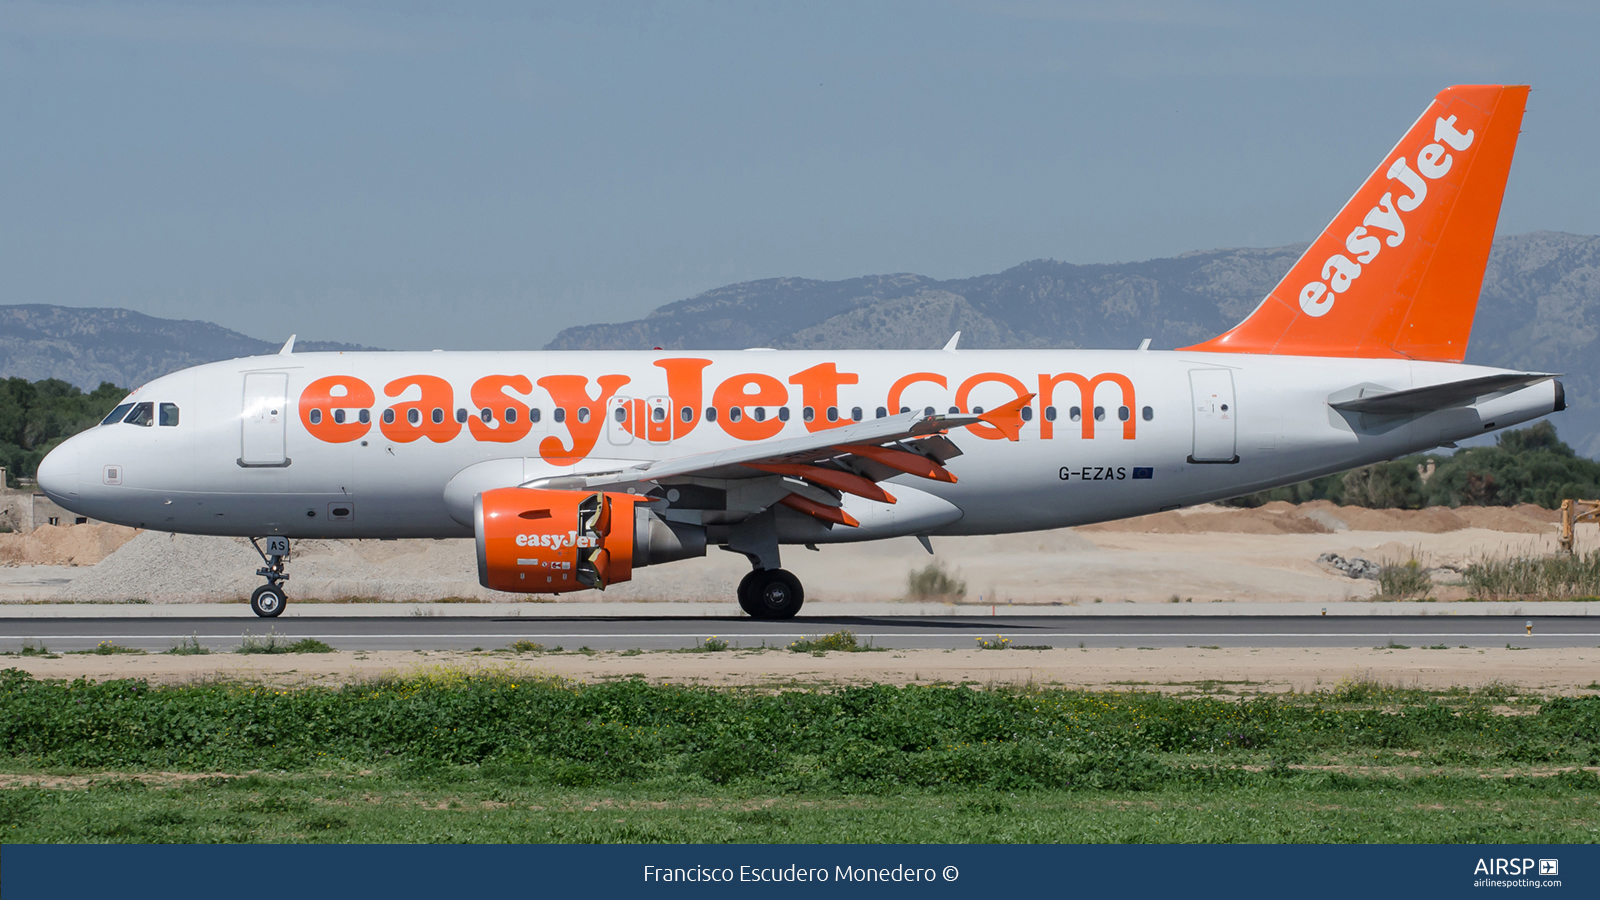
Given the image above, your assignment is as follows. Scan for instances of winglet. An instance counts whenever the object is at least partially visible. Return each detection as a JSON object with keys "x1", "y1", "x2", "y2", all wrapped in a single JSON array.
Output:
[
  {"x1": 975, "y1": 393, "x2": 1036, "y2": 441},
  {"x1": 279, "y1": 335, "x2": 297, "y2": 355},
  {"x1": 942, "y1": 332, "x2": 961, "y2": 352}
]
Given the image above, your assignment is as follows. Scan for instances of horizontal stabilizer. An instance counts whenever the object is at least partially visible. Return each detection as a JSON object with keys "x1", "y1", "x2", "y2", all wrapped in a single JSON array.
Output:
[{"x1": 1329, "y1": 373, "x2": 1557, "y2": 416}]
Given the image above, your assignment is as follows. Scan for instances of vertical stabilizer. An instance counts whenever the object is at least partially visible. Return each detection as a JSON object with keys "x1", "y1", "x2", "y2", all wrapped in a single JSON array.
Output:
[{"x1": 1183, "y1": 85, "x2": 1528, "y2": 361}]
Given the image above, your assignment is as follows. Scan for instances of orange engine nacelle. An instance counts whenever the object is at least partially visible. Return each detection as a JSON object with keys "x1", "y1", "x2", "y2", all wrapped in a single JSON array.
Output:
[{"x1": 475, "y1": 487, "x2": 645, "y2": 593}]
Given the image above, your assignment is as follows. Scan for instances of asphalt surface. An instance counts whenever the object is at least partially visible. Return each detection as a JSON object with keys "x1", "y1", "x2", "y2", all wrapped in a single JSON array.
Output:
[{"x1": 0, "y1": 615, "x2": 1595, "y2": 653}]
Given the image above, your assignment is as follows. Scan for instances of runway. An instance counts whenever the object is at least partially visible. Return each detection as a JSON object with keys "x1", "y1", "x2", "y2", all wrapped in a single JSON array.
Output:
[{"x1": 1, "y1": 615, "x2": 1594, "y2": 653}]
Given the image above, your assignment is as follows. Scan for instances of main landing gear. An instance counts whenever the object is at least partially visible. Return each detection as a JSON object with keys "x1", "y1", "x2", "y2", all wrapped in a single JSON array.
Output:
[
  {"x1": 737, "y1": 568, "x2": 804, "y2": 620},
  {"x1": 249, "y1": 536, "x2": 291, "y2": 618}
]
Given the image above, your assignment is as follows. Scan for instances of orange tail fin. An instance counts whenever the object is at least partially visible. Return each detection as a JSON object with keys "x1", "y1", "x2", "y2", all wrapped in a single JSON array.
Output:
[{"x1": 1182, "y1": 85, "x2": 1528, "y2": 361}]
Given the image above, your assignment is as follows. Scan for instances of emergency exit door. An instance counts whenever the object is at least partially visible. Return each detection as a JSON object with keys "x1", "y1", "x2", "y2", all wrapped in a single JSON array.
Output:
[
  {"x1": 1189, "y1": 369, "x2": 1238, "y2": 463},
  {"x1": 240, "y1": 372, "x2": 289, "y2": 467}
]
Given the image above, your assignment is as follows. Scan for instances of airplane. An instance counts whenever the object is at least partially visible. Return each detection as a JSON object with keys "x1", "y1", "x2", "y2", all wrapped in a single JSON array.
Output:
[{"x1": 36, "y1": 84, "x2": 1559, "y2": 619}]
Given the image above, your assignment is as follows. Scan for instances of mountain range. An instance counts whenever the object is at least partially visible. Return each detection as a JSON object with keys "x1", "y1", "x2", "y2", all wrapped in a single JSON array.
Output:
[
  {"x1": 549, "y1": 231, "x2": 1600, "y2": 456},
  {"x1": 4, "y1": 231, "x2": 1597, "y2": 454}
]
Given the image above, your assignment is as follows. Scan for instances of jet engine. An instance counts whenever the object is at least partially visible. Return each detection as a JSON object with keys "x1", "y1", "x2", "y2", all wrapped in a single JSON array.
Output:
[{"x1": 474, "y1": 487, "x2": 705, "y2": 593}]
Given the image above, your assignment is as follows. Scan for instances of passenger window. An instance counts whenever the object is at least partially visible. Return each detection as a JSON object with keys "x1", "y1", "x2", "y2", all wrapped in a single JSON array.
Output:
[
  {"x1": 159, "y1": 403, "x2": 179, "y2": 427},
  {"x1": 1069, "y1": 406, "x2": 1082, "y2": 422},
  {"x1": 1020, "y1": 406, "x2": 1033, "y2": 422},
  {"x1": 383, "y1": 409, "x2": 396, "y2": 425},
  {"x1": 923, "y1": 406, "x2": 935, "y2": 417},
  {"x1": 973, "y1": 406, "x2": 984, "y2": 415},
  {"x1": 554, "y1": 408, "x2": 566, "y2": 423},
  {"x1": 505, "y1": 408, "x2": 517, "y2": 424},
  {"x1": 614, "y1": 407, "x2": 628, "y2": 423},
  {"x1": 309, "y1": 408, "x2": 323, "y2": 425},
  {"x1": 101, "y1": 403, "x2": 135, "y2": 426},
  {"x1": 528, "y1": 408, "x2": 540, "y2": 423},
  {"x1": 432, "y1": 408, "x2": 445, "y2": 425},
  {"x1": 652, "y1": 406, "x2": 666, "y2": 422},
  {"x1": 358, "y1": 409, "x2": 370, "y2": 424},
  {"x1": 125, "y1": 402, "x2": 154, "y2": 427},
  {"x1": 705, "y1": 407, "x2": 717, "y2": 423},
  {"x1": 803, "y1": 407, "x2": 815, "y2": 422},
  {"x1": 826, "y1": 407, "x2": 838, "y2": 422},
  {"x1": 680, "y1": 406, "x2": 692, "y2": 423},
  {"x1": 576, "y1": 407, "x2": 590, "y2": 424},
  {"x1": 332, "y1": 409, "x2": 344, "y2": 424},
  {"x1": 1094, "y1": 406, "x2": 1106, "y2": 421},
  {"x1": 728, "y1": 407, "x2": 743, "y2": 423},
  {"x1": 753, "y1": 407, "x2": 766, "y2": 422},
  {"x1": 875, "y1": 407, "x2": 887, "y2": 419},
  {"x1": 407, "y1": 409, "x2": 421, "y2": 426},
  {"x1": 778, "y1": 407, "x2": 790, "y2": 422},
  {"x1": 1118, "y1": 406, "x2": 1130, "y2": 421},
  {"x1": 1045, "y1": 406, "x2": 1056, "y2": 421},
  {"x1": 851, "y1": 407, "x2": 862, "y2": 422},
  {"x1": 948, "y1": 406, "x2": 959, "y2": 415},
  {"x1": 455, "y1": 408, "x2": 468, "y2": 423},
  {"x1": 480, "y1": 407, "x2": 493, "y2": 423},
  {"x1": 1142, "y1": 406, "x2": 1153, "y2": 421}
]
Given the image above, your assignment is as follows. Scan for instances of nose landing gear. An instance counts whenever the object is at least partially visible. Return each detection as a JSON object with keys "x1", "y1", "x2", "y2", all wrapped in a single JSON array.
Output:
[{"x1": 249, "y1": 536, "x2": 290, "y2": 618}]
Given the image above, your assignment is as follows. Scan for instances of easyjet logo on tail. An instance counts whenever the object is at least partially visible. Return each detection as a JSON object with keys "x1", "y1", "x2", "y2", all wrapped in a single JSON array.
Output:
[{"x1": 1299, "y1": 115, "x2": 1475, "y2": 318}]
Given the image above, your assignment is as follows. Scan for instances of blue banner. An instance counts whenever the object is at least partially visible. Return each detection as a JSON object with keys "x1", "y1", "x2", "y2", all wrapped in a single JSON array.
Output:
[{"x1": 4, "y1": 844, "x2": 1595, "y2": 898}]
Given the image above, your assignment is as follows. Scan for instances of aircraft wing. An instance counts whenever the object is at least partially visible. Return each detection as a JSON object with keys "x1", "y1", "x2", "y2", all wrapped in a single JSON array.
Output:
[
  {"x1": 1329, "y1": 373, "x2": 1557, "y2": 416},
  {"x1": 523, "y1": 395, "x2": 1032, "y2": 527}
]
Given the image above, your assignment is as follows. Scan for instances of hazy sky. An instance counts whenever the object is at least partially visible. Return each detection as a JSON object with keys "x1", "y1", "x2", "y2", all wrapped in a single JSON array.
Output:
[{"x1": 2, "y1": 1, "x2": 1597, "y2": 350}]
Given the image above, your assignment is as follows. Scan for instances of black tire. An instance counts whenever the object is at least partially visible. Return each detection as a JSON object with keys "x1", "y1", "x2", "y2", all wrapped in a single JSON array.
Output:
[
  {"x1": 747, "y1": 569, "x2": 804, "y2": 620},
  {"x1": 251, "y1": 584, "x2": 286, "y2": 618},
  {"x1": 736, "y1": 570, "x2": 763, "y2": 617}
]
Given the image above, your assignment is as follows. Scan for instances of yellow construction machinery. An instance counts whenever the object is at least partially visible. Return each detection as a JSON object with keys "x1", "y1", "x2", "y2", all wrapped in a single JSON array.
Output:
[{"x1": 1558, "y1": 498, "x2": 1600, "y2": 554}]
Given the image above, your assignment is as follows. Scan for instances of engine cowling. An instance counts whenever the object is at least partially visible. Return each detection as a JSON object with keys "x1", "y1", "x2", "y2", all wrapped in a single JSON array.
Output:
[{"x1": 474, "y1": 487, "x2": 706, "y2": 593}]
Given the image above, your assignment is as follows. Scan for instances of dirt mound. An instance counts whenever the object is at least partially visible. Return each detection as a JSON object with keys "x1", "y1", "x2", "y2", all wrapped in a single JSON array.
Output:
[
  {"x1": 0, "y1": 524, "x2": 140, "y2": 566},
  {"x1": 1080, "y1": 501, "x2": 1563, "y2": 535},
  {"x1": 1078, "y1": 504, "x2": 1331, "y2": 535}
]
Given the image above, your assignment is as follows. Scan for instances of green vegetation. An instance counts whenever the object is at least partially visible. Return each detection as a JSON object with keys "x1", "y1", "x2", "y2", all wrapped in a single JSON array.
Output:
[
  {"x1": 236, "y1": 632, "x2": 334, "y2": 655},
  {"x1": 788, "y1": 630, "x2": 866, "y2": 653},
  {"x1": 1463, "y1": 548, "x2": 1600, "y2": 600},
  {"x1": 1227, "y1": 420, "x2": 1600, "y2": 510},
  {"x1": 163, "y1": 636, "x2": 209, "y2": 656},
  {"x1": 689, "y1": 637, "x2": 729, "y2": 653},
  {"x1": 906, "y1": 560, "x2": 967, "y2": 600},
  {"x1": 975, "y1": 635, "x2": 1013, "y2": 650},
  {"x1": 0, "y1": 669, "x2": 1595, "y2": 843},
  {"x1": 1377, "y1": 557, "x2": 1433, "y2": 599},
  {"x1": 0, "y1": 378, "x2": 126, "y2": 488},
  {"x1": 72, "y1": 642, "x2": 144, "y2": 656},
  {"x1": 508, "y1": 641, "x2": 545, "y2": 654}
]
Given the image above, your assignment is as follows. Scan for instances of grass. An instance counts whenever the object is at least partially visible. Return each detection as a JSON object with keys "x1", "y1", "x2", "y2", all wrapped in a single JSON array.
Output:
[
  {"x1": 508, "y1": 641, "x2": 546, "y2": 653},
  {"x1": 163, "y1": 635, "x2": 210, "y2": 656},
  {"x1": 975, "y1": 635, "x2": 1012, "y2": 650},
  {"x1": 69, "y1": 642, "x2": 145, "y2": 656},
  {"x1": 685, "y1": 637, "x2": 729, "y2": 653},
  {"x1": 1463, "y1": 548, "x2": 1600, "y2": 600},
  {"x1": 236, "y1": 632, "x2": 335, "y2": 655},
  {"x1": 788, "y1": 630, "x2": 867, "y2": 654},
  {"x1": 0, "y1": 669, "x2": 1594, "y2": 843},
  {"x1": 906, "y1": 560, "x2": 967, "y2": 601},
  {"x1": 1377, "y1": 555, "x2": 1433, "y2": 600}
]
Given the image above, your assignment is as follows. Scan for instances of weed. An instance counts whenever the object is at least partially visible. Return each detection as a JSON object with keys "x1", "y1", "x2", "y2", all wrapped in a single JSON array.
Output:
[
  {"x1": 1376, "y1": 640, "x2": 1411, "y2": 650},
  {"x1": 1423, "y1": 644, "x2": 1450, "y2": 650},
  {"x1": 695, "y1": 637, "x2": 729, "y2": 653},
  {"x1": 788, "y1": 631, "x2": 862, "y2": 654},
  {"x1": 164, "y1": 635, "x2": 209, "y2": 656},
  {"x1": 237, "y1": 631, "x2": 334, "y2": 654},
  {"x1": 1377, "y1": 554, "x2": 1432, "y2": 600},
  {"x1": 1463, "y1": 548, "x2": 1600, "y2": 600},
  {"x1": 975, "y1": 635, "x2": 1012, "y2": 650},
  {"x1": 906, "y1": 559, "x2": 967, "y2": 600},
  {"x1": 620, "y1": 648, "x2": 643, "y2": 657},
  {"x1": 15, "y1": 641, "x2": 56, "y2": 658},
  {"x1": 509, "y1": 641, "x2": 545, "y2": 653},
  {"x1": 73, "y1": 641, "x2": 144, "y2": 656},
  {"x1": 1200, "y1": 646, "x2": 1221, "y2": 650}
]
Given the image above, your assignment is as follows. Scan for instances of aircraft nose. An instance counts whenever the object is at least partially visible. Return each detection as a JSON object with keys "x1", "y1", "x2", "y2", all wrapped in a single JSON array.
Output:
[{"x1": 36, "y1": 441, "x2": 80, "y2": 500}]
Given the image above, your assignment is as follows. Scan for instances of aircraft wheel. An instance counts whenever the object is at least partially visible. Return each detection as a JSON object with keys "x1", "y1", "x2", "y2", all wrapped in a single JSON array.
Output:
[
  {"x1": 747, "y1": 569, "x2": 804, "y2": 620},
  {"x1": 251, "y1": 584, "x2": 287, "y2": 618},
  {"x1": 736, "y1": 570, "x2": 763, "y2": 617}
]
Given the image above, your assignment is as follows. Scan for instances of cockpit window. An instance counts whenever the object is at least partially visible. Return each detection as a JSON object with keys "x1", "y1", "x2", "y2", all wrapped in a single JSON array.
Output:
[
  {"x1": 159, "y1": 403, "x2": 180, "y2": 427},
  {"x1": 101, "y1": 403, "x2": 135, "y2": 426},
  {"x1": 124, "y1": 402, "x2": 155, "y2": 427}
]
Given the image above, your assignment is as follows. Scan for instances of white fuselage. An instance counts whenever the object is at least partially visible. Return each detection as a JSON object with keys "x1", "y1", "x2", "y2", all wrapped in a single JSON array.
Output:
[{"x1": 36, "y1": 349, "x2": 1559, "y2": 545}]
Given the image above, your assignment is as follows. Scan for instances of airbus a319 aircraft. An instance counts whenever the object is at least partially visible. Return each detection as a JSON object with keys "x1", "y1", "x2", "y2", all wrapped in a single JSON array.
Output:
[{"x1": 37, "y1": 84, "x2": 1559, "y2": 619}]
